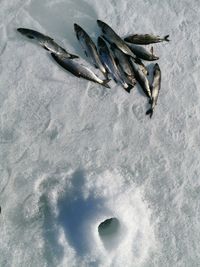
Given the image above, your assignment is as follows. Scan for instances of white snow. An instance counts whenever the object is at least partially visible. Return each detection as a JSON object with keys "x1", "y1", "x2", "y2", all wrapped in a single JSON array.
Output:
[{"x1": 1, "y1": 0, "x2": 200, "y2": 266}]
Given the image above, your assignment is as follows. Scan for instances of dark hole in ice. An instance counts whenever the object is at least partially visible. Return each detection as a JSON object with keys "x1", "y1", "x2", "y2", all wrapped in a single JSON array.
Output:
[{"x1": 98, "y1": 218, "x2": 121, "y2": 250}]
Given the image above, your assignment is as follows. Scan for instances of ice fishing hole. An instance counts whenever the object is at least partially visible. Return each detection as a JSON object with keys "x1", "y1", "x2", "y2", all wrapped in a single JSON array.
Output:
[{"x1": 98, "y1": 218, "x2": 121, "y2": 250}]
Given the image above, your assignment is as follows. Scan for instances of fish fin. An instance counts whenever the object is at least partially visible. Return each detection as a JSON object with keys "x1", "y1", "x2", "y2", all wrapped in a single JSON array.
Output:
[
  {"x1": 164, "y1": 35, "x2": 170, "y2": 42},
  {"x1": 124, "y1": 84, "x2": 133, "y2": 93},
  {"x1": 84, "y1": 51, "x2": 88, "y2": 57},
  {"x1": 146, "y1": 108, "x2": 153, "y2": 118},
  {"x1": 150, "y1": 46, "x2": 154, "y2": 55},
  {"x1": 42, "y1": 45, "x2": 50, "y2": 51},
  {"x1": 102, "y1": 79, "x2": 111, "y2": 88},
  {"x1": 69, "y1": 54, "x2": 79, "y2": 59}
]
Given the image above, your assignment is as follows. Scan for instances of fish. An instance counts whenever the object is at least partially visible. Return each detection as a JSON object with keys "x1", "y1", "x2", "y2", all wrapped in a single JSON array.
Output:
[
  {"x1": 124, "y1": 34, "x2": 170, "y2": 45},
  {"x1": 129, "y1": 57, "x2": 151, "y2": 99},
  {"x1": 97, "y1": 37, "x2": 133, "y2": 93},
  {"x1": 17, "y1": 28, "x2": 78, "y2": 59},
  {"x1": 74, "y1": 23, "x2": 108, "y2": 78},
  {"x1": 97, "y1": 20, "x2": 136, "y2": 59},
  {"x1": 51, "y1": 53, "x2": 110, "y2": 88},
  {"x1": 111, "y1": 44, "x2": 136, "y2": 87},
  {"x1": 146, "y1": 63, "x2": 161, "y2": 118},
  {"x1": 128, "y1": 44, "x2": 159, "y2": 61}
]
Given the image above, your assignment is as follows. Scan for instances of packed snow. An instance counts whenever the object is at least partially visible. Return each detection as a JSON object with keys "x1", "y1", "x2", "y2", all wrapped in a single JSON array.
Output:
[{"x1": 1, "y1": 0, "x2": 200, "y2": 266}]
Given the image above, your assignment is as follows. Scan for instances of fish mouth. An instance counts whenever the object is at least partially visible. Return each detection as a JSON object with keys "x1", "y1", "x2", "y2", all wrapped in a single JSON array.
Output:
[
  {"x1": 153, "y1": 63, "x2": 160, "y2": 72},
  {"x1": 17, "y1": 28, "x2": 25, "y2": 34},
  {"x1": 97, "y1": 19, "x2": 104, "y2": 28},
  {"x1": 74, "y1": 23, "x2": 81, "y2": 32},
  {"x1": 17, "y1": 28, "x2": 35, "y2": 39}
]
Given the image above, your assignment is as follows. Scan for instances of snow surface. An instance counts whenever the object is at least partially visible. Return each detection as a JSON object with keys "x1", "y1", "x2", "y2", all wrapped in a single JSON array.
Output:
[{"x1": 1, "y1": 0, "x2": 200, "y2": 266}]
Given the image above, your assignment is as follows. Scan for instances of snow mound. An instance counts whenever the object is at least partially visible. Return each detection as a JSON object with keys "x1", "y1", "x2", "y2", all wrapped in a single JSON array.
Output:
[{"x1": 20, "y1": 168, "x2": 156, "y2": 267}]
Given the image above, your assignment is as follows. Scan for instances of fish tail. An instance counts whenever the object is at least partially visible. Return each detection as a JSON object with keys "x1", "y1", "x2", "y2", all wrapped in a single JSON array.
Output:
[
  {"x1": 102, "y1": 79, "x2": 111, "y2": 88},
  {"x1": 146, "y1": 108, "x2": 153, "y2": 118},
  {"x1": 69, "y1": 54, "x2": 79, "y2": 59},
  {"x1": 164, "y1": 35, "x2": 170, "y2": 42}
]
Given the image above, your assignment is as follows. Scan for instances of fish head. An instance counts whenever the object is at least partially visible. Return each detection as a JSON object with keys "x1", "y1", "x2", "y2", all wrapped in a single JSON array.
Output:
[
  {"x1": 153, "y1": 63, "x2": 160, "y2": 74},
  {"x1": 74, "y1": 23, "x2": 82, "y2": 33},
  {"x1": 97, "y1": 20, "x2": 108, "y2": 34},
  {"x1": 97, "y1": 20, "x2": 104, "y2": 28},
  {"x1": 74, "y1": 23, "x2": 85, "y2": 40},
  {"x1": 17, "y1": 28, "x2": 36, "y2": 39}
]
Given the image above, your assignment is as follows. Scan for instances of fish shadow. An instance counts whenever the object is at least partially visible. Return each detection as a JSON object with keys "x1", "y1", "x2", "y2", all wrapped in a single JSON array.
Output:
[{"x1": 25, "y1": 0, "x2": 98, "y2": 55}]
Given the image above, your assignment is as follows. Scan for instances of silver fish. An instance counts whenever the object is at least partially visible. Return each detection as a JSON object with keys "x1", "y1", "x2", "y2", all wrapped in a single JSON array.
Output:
[
  {"x1": 146, "y1": 63, "x2": 161, "y2": 118},
  {"x1": 97, "y1": 20, "x2": 136, "y2": 59},
  {"x1": 129, "y1": 58, "x2": 151, "y2": 99},
  {"x1": 128, "y1": 44, "x2": 159, "y2": 61},
  {"x1": 97, "y1": 37, "x2": 133, "y2": 93},
  {"x1": 17, "y1": 28, "x2": 78, "y2": 59},
  {"x1": 51, "y1": 53, "x2": 110, "y2": 88},
  {"x1": 111, "y1": 44, "x2": 136, "y2": 87},
  {"x1": 74, "y1": 23, "x2": 107, "y2": 78},
  {"x1": 124, "y1": 34, "x2": 170, "y2": 45}
]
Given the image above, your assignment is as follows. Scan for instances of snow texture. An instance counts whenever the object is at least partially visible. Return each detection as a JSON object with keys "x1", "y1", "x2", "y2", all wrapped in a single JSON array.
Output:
[{"x1": 0, "y1": 0, "x2": 200, "y2": 266}]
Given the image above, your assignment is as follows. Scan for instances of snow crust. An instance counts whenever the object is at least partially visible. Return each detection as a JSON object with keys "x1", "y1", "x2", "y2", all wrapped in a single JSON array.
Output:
[{"x1": 1, "y1": 0, "x2": 200, "y2": 266}]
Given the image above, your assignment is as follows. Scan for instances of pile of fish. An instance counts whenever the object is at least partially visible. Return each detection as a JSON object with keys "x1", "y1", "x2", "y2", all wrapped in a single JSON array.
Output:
[{"x1": 17, "y1": 20, "x2": 170, "y2": 117}]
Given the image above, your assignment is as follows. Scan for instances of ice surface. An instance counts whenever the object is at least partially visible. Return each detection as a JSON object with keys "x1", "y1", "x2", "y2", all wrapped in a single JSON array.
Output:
[{"x1": 1, "y1": 0, "x2": 200, "y2": 266}]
